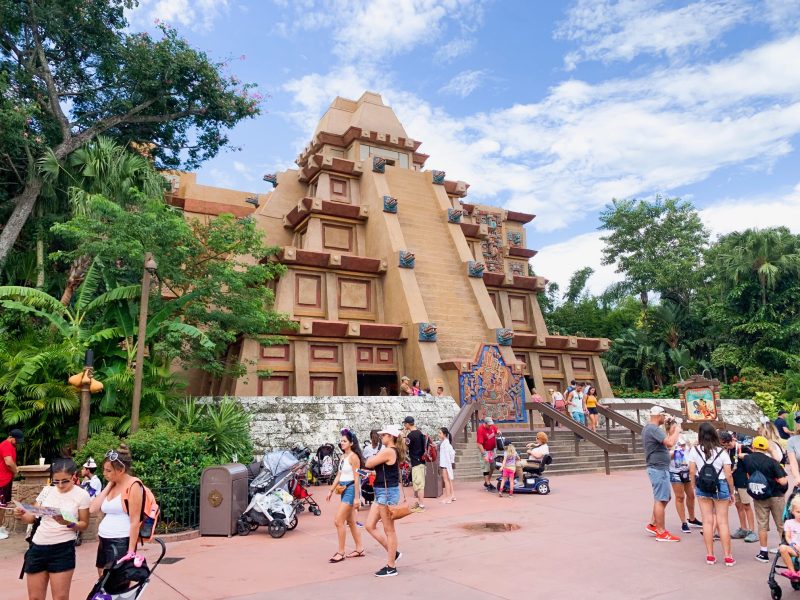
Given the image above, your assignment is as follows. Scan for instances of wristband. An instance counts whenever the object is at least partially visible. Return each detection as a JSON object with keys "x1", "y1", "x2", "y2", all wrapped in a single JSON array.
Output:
[{"x1": 67, "y1": 522, "x2": 76, "y2": 529}]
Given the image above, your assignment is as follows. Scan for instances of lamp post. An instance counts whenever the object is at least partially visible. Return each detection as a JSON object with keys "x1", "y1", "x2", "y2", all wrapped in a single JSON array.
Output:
[
  {"x1": 69, "y1": 349, "x2": 103, "y2": 449},
  {"x1": 131, "y1": 252, "x2": 157, "y2": 434}
]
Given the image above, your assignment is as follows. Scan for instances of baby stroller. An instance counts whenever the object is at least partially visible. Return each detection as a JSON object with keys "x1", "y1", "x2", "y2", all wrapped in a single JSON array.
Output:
[
  {"x1": 399, "y1": 460, "x2": 412, "y2": 487},
  {"x1": 310, "y1": 443, "x2": 340, "y2": 485},
  {"x1": 289, "y1": 471, "x2": 321, "y2": 516},
  {"x1": 359, "y1": 468, "x2": 376, "y2": 504},
  {"x1": 237, "y1": 450, "x2": 304, "y2": 539},
  {"x1": 86, "y1": 538, "x2": 166, "y2": 600},
  {"x1": 768, "y1": 485, "x2": 800, "y2": 599}
]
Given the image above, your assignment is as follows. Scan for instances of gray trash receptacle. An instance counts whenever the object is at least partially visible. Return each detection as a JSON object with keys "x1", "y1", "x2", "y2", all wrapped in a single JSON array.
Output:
[
  {"x1": 423, "y1": 461, "x2": 443, "y2": 498},
  {"x1": 200, "y1": 463, "x2": 248, "y2": 536}
]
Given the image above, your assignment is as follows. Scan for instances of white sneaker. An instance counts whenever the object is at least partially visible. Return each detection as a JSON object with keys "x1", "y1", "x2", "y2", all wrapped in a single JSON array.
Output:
[
  {"x1": 0, "y1": 530, "x2": 8, "y2": 540},
  {"x1": 0, "y1": 526, "x2": 8, "y2": 535}
]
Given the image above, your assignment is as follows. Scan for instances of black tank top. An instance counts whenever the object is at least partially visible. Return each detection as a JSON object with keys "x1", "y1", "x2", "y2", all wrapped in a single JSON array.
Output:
[{"x1": 373, "y1": 447, "x2": 400, "y2": 488}]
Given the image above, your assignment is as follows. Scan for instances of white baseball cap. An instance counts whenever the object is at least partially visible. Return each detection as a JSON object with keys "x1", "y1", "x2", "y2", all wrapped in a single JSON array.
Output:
[
  {"x1": 83, "y1": 458, "x2": 97, "y2": 469},
  {"x1": 650, "y1": 406, "x2": 665, "y2": 416},
  {"x1": 377, "y1": 425, "x2": 402, "y2": 438}
]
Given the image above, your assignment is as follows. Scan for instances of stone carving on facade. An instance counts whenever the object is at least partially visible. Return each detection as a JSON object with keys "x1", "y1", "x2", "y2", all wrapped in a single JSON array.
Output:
[
  {"x1": 372, "y1": 156, "x2": 386, "y2": 173},
  {"x1": 468, "y1": 261, "x2": 485, "y2": 278},
  {"x1": 475, "y1": 208, "x2": 504, "y2": 273},
  {"x1": 383, "y1": 195, "x2": 398, "y2": 213},
  {"x1": 507, "y1": 231, "x2": 522, "y2": 247},
  {"x1": 263, "y1": 173, "x2": 278, "y2": 188},
  {"x1": 459, "y1": 345, "x2": 526, "y2": 422},
  {"x1": 447, "y1": 208, "x2": 463, "y2": 224},
  {"x1": 509, "y1": 262, "x2": 525, "y2": 276},
  {"x1": 419, "y1": 323, "x2": 438, "y2": 342},
  {"x1": 431, "y1": 170, "x2": 446, "y2": 184},
  {"x1": 399, "y1": 250, "x2": 416, "y2": 268},
  {"x1": 496, "y1": 328, "x2": 514, "y2": 346}
]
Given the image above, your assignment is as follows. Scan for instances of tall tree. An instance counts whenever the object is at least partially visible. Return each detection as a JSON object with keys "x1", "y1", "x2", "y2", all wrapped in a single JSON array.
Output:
[
  {"x1": 599, "y1": 196, "x2": 707, "y2": 306},
  {"x1": 0, "y1": 0, "x2": 259, "y2": 266}
]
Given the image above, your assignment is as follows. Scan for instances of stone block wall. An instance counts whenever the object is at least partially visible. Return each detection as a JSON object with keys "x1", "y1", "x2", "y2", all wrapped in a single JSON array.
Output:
[
  {"x1": 604, "y1": 398, "x2": 764, "y2": 430},
  {"x1": 234, "y1": 395, "x2": 460, "y2": 455}
]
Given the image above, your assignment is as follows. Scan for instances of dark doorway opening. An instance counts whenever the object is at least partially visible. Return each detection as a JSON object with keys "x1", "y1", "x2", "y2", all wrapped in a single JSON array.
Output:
[
  {"x1": 358, "y1": 372, "x2": 397, "y2": 396},
  {"x1": 524, "y1": 375, "x2": 535, "y2": 394}
]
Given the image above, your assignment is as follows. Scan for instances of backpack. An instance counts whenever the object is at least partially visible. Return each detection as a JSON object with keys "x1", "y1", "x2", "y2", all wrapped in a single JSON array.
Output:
[
  {"x1": 495, "y1": 435, "x2": 506, "y2": 452},
  {"x1": 421, "y1": 434, "x2": 438, "y2": 463},
  {"x1": 746, "y1": 468, "x2": 773, "y2": 500},
  {"x1": 320, "y1": 455, "x2": 334, "y2": 478},
  {"x1": 121, "y1": 478, "x2": 160, "y2": 543},
  {"x1": 696, "y1": 449, "x2": 724, "y2": 494}
]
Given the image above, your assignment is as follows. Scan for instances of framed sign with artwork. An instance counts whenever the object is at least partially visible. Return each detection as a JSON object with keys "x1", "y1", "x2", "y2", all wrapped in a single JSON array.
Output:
[{"x1": 676, "y1": 374, "x2": 721, "y2": 423}]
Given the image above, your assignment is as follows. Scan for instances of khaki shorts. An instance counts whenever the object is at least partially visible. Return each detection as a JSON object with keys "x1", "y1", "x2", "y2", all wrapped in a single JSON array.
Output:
[
  {"x1": 736, "y1": 488, "x2": 752, "y2": 505},
  {"x1": 411, "y1": 464, "x2": 426, "y2": 492},
  {"x1": 754, "y1": 496, "x2": 785, "y2": 532}
]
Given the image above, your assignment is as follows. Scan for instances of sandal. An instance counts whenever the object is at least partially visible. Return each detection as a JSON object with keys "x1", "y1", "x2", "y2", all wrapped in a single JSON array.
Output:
[
  {"x1": 346, "y1": 549, "x2": 366, "y2": 558},
  {"x1": 329, "y1": 552, "x2": 345, "y2": 563}
]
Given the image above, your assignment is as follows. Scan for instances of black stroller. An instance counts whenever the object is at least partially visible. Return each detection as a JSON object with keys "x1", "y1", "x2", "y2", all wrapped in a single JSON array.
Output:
[
  {"x1": 310, "y1": 443, "x2": 340, "y2": 485},
  {"x1": 87, "y1": 538, "x2": 166, "y2": 600}
]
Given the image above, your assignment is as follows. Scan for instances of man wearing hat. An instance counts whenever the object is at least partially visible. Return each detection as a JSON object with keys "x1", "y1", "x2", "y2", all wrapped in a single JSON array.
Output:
[
  {"x1": 403, "y1": 416, "x2": 426, "y2": 512},
  {"x1": 0, "y1": 429, "x2": 23, "y2": 539},
  {"x1": 80, "y1": 458, "x2": 102, "y2": 497},
  {"x1": 743, "y1": 435, "x2": 789, "y2": 562},
  {"x1": 477, "y1": 417, "x2": 499, "y2": 491},
  {"x1": 643, "y1": 407, "x2": 682, "y2": 542}
]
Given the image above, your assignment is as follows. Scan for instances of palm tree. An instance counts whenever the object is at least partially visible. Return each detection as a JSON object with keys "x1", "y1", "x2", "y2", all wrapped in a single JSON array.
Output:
[
  {"x1": 38, "y1": 136, "x2": 167, "y2": 306},
  {"x1": 718, "y1": 228, "x2": 800, "y2": 307}
]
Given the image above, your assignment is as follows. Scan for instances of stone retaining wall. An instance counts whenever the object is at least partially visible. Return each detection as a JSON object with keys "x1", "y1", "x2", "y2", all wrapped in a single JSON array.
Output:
[
  {"x1": 604, "y1": 398, "x2": 763, "y2": 430},
  {"x1": 233, "y1": 396, "x2": 460, "y2": 455}
]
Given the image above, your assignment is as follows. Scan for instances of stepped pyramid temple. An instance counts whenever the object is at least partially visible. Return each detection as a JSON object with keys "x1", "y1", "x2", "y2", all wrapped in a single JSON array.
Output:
[{"x1": 167, "y1": 92, "x2": 611, "y2": 424}]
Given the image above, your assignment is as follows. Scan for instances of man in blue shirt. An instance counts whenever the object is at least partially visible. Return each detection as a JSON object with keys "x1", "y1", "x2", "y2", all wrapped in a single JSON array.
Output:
[{"x1": 775, "y1": 410, "x2": 791, "y2": 440}]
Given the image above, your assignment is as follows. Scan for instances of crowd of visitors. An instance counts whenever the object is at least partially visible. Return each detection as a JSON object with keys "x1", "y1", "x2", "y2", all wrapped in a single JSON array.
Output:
[{"x1": 526, "y1": 380, "x2": 603, "y2": 432}]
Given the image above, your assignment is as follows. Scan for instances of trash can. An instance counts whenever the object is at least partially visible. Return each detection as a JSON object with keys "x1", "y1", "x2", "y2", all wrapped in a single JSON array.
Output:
[
  {"x1": 423, "y1": 461, "x2": 443, "y2": 498},
  {"x1": 200, "y1": 464, "x2": 248, "y2": 536}
]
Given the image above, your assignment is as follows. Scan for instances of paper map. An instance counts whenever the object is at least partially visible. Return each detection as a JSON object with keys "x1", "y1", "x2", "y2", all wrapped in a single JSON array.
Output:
[{"x1": 14, "y1": 501, "x2": 78, "y2": 523}]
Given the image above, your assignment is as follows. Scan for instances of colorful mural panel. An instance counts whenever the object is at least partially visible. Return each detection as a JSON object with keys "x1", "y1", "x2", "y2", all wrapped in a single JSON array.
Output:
[{"x1": 459, "y1": 344, "x2": 526, "y2": 423}]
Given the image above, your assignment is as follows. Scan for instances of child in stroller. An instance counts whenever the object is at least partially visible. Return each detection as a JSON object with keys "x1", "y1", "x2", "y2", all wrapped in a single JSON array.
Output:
[
  {"x1": 311, "y1": 443, "x2": 340, "y2": 485},
  {"x1": 770, "y1": 487, "x2": 800, "y2": 598}
]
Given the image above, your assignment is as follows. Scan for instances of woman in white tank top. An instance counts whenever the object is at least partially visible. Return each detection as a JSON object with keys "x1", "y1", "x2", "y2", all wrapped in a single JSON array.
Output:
[
  {"x1": 326, "y1": 428, "x2": 365, "y2": 563},
  {"x1": 90, "y1": 445, "x2": 144, "y2": 575}
]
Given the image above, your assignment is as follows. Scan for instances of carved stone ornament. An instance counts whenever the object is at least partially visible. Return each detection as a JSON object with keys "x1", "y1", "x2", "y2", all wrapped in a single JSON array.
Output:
[
  {"x1": 263, "y1": 173, "x2": 278, "y2": 187},
  {"x1": 372, "y1": 156, "x2": 386, "y2": 173},
  {"x1": 496, "y1": 328, "x2": 514, "y2": 346},
  {"x1": 507, "y1": 231, "x2": 522, "y2": 247},
  {"x1": 431, "y1": 170, "x2": 446, "y2": 184},
  {"x1": 383, "y1": 195, "x2": 398, "y2": 213},
  {"x1": 399, "y1": 250, "x2": 416, "y2": 268},
  {"x1": 208, "y1": 489, "x2": 223, "y2": 508},
  {"x1": 419, "y1": 322, "x2": 438, "y2": 342},
  {"x1": 447, "y1": 208, "x2": 463, "y2": 223},
  {"x1": 468, "y1": 261, "x2": 486, "y2": 278}
]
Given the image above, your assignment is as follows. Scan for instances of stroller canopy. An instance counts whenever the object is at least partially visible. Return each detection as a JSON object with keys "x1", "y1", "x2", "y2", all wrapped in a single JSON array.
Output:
[{"x1": 250, "y1": 450, "x2": 301, "y2": 491}]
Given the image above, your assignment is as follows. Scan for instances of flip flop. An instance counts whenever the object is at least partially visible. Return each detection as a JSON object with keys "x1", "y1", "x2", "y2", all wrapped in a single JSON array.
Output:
[
  {"x1": 329, "y1": 553, "x2": 345, "y2": 563},
  {"x1": 346, "y1": 550, "x2": 366, "y2": 558}
]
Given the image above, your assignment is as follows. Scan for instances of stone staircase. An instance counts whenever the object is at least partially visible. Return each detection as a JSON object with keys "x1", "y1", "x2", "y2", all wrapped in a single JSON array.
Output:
[
  {"x1": 385, "y1": 167, "x2": 489, "y2": 360},
  {"x1": 454, "y1": 428, "x2": 647, "y2": 480}
]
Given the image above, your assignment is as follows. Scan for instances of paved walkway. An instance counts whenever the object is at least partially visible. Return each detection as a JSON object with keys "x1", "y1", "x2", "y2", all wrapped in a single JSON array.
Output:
[{"x1": 1, "y1": 470, "x2": 784, "y2": 599}]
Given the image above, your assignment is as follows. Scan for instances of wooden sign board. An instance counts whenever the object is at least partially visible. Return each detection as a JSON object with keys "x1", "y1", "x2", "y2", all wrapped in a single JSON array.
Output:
[{"x1": 675, "y1": 375, "x2": 721, "y2": 423}]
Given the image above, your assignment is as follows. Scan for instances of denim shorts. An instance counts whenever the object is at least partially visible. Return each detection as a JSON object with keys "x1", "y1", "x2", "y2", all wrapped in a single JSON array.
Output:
[
  {"x1": 696, "y1": 479, "x2": 730, "y2": 500},
  {"x1": 670, "y1": 471, "x2": 690, "y2": 484},
  {"x1": 647, "y1": 467, "x2": 671, "y2": 502},
  {"x1": 340, "y1": 482, "x2": 355, "y2": 506},
  {"x1": 375, "y1": 486, "x2": 400, "y2": 506}
]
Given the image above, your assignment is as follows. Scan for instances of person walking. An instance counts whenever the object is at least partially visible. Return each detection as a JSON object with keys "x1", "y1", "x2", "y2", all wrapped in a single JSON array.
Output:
[
  {"x1": 585, "y1": 387, "x2": 600, "y2": 432},
  {"x1": 403, "y1": 416, "x2": 426, "y2": 512},
  {"x1": 438, "y1": 427, "x2": 456, "y2": 503},
  {"x1": 0, "y1": 428, "x2": 23, "y2": 540},
  {"x1": 720, "y1": 431, "x2": 756, "y2": 542},
  {"x1": 550, "y1": 389, "x2": 566, "y2": 426},
  {"x1": 531, "y1": 389, "x2": 552, "y2": 428},
  {"x1": 669, "y1": 436, "x2": 703, "y2": 534},
  {"x1": 90, "y1": 444, "x2": 144, "y2": 575},
  {"x1": 687, "y1": 423, "x2": 736, "y2": 566},
  {"x1": 17, "y1": 458, "x2": 91, "y2": 600},
  {"x1": 566, "y1": 384, "x2": 586, "y2": 426},
  {"x1": 477, "y1": 417, "x2": 499, "y2": 491},
  {"x1": 364, "y1": 425, "x2": 407, "y2": 578},
  {"x1": 326, "y1": 428, "x2": 365, "y2": 563},
  {"x1": 743, "y1": 435, "x2": 789, "y2": 563},
  {"x1": 643, "y1": 406, "x2": 682, "y2": 542}
]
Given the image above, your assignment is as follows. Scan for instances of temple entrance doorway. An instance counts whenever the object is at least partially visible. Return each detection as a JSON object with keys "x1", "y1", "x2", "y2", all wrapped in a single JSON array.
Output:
[{"x1": 358, "y1": 372, "x2": 397, "y2": 396}]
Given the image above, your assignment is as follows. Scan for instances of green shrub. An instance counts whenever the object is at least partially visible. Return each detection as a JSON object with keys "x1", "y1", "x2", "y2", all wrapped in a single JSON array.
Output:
[
  {"x1": 612, "y1": 386, "x2": 678, "y2": 399},
  {"x1": 166, "y1": 397, "x2": 253, "y2": 464}
]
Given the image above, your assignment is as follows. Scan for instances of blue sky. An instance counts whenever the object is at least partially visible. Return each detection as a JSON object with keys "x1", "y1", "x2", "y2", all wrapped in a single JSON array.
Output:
[{"x1": 127, "y1": 0, "x2": 800, "y2": 295}]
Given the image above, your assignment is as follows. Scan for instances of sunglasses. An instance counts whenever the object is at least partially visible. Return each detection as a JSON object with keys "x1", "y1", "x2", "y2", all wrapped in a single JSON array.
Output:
[
  {"x1": 52, "y1": 478, "x2": 72, "y2": 486},
  {"x1": 105, "y1": 450, "x2": 125, "y2": 466}
]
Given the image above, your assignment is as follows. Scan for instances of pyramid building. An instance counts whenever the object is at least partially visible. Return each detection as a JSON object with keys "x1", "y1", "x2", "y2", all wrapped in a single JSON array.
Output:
[{"x1": 168, "y1": 92, "x2": 611, "y2": 423}]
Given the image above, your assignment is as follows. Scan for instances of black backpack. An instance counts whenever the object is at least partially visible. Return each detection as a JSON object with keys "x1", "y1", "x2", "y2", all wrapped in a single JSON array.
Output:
[
  {"x1": 746, "y1": 469, "x2": 773, "y2": 500},
  {"x1": 696, "y1": 449, "x2": 724, "y2": 494}
]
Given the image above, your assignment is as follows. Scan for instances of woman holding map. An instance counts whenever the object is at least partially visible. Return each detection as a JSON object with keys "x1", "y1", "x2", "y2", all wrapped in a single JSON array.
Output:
[{"x1": 15, "y1": 458, "x2": 91, "y2": 600}]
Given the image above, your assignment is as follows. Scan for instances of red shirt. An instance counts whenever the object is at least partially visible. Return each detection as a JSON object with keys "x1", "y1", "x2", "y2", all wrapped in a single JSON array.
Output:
[
  {"x1": 477, "y1": 424, "x2": 498, "y2": 451},
  {"x1": 0, "y1": 440, "x2": 16, "y2": 486}
]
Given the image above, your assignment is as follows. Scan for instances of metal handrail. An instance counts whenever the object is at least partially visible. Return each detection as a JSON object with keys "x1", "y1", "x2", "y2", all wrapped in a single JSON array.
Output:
[
  {"x1": 595, "y1": 404, "x2": 642, "y2": 453},
  {"x1": 524, "y1": 402, "x2": 627, "y2": 475},
  {"x1": 450, "y1": 402, "x2": 480, "y2": 444},
  {"x1": 602, "y1": 401, "x2": 758, "y2": 438}
]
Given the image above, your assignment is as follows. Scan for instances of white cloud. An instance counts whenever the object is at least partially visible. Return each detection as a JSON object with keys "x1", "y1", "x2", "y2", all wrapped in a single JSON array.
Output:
[
  {"x1": 439, "y1": 69, "x2": 486, "y2": 97},
  {"x1": 127, "y1": 0, "x2": 230, "y2": 31},
  {"x1": 701, "y1": 183, "x2": 800, "y2": 238},
  {"x1": 276, "y1": 0, "x2": 486, "y2": 63},
  {"x1": 436, "y1": 37, "x2": 475, "y2": 63},
  {"x1": 556, "y1": 0, "x2": 750, "y2": 70},
  {"x1": 534, "y1": 232, "x2": 619, "y2": 296}
]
